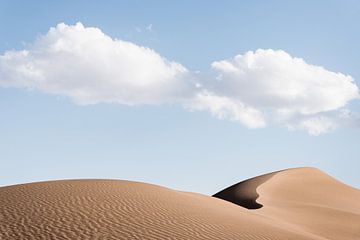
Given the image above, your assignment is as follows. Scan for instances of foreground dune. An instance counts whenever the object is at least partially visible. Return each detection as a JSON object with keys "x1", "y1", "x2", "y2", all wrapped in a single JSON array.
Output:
[
  {"x1": 0, "y1": 168, "x2": 359, "y2": 239},
  {"x1": 214, "y1": 167, "x2": 360, "y2": 240}
]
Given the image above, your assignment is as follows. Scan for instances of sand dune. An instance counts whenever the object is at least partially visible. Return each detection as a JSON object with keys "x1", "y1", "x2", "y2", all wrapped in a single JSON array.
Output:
[
  {"x1": 0, "y1": 168, "x2": 359, "y2": 239},
  {"x1": 213, "y1": 171, "x2": 278, "y2": 209},
  {"x1": 256, "y1": 168, "x2": 360, "y2": 240},
  {"x1": 214, "y1": 167, "x2": 360, "y2": 240}
]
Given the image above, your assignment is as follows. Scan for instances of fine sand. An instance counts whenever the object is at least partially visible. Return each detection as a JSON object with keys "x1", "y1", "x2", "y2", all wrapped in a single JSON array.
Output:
[{"x1": 1, "y1": 167, "x2": 359, "y2": 239}]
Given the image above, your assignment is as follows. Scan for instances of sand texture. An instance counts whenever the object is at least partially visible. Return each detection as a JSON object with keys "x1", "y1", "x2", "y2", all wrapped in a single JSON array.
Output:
[{"x1": 1, "y1": 167, "x2": 359, "y2": 239}]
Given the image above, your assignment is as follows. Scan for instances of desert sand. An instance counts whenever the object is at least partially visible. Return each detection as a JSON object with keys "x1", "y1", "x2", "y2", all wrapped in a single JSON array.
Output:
[{"x1": 0, "y1": 167, "x2": 359, "y2": 239}]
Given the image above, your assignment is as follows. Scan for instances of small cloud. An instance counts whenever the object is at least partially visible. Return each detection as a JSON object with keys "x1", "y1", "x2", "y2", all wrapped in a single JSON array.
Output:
[
  {"x1": 291, "y1": 116, "x2": 338, "y2": 136},
  {"x1": 146, "y1": 24, "x2": 153, "y2": 32}
]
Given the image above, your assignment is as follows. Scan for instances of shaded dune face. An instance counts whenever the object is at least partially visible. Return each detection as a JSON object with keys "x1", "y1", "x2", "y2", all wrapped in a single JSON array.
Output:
[
  {"x1": 0, "y1": 167, "x2": 359, "y2": 239},
  {"x1": 215, "y1": 167, "x2": 360, "y2": 240},
  {"x1": 212, "y1": 172, "x2": 277, "y2": 209}
]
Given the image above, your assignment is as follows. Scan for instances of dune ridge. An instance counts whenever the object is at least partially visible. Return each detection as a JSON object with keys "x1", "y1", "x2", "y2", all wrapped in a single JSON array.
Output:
[
  {"x1": 214, "y1": 167, "x2": 360, "y2": 240},
  {"x1": 0, "y1": 167, "x2": 359, "y2": 239},
  {"x1": 212, "y1": 171, "x2": 278, "y2": 209}
]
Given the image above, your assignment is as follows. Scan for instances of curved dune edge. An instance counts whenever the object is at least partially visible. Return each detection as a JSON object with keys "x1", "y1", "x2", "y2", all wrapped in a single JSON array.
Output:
[
  {"x1": 0, "y1": 167, "x2": 359, "y2": 239},
  {"x1": 212, "y1": 171, "x2": 279, "y2": 209},
  {"x1": 255, "y1": 167, "x2": 360, "y2": 240},
  {"x1": 215, "y1": 167, "x2": 360, "y2": 240}
]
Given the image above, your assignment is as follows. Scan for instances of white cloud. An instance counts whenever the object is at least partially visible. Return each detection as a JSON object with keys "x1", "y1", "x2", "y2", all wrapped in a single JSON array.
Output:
[
  {"x1": 0, "y1": 22, "x2": 190, "y2": 105},
  {"x1": 0, "y1": 23, "x2": 359, "y2": 135},
  {"x1": 286, "y1": 116, "x2": 338, "y2": 136},
  {"x1": 205, "y1": 49, "x2": 359, "y2": 134},
  {"x1": 187, "y1": 90, "x2": 266, "y2": 128}
]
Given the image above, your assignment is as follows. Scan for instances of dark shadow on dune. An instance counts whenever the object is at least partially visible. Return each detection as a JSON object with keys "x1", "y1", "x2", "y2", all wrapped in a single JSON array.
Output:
[{"x1": 212, "y1": 172, "x2": 277, "y2": 210}]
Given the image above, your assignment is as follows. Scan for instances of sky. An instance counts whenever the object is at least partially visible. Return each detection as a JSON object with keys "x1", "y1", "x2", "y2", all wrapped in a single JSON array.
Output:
[{"x1": 0, "y1": 0, "x2": 359, "y2": 194}]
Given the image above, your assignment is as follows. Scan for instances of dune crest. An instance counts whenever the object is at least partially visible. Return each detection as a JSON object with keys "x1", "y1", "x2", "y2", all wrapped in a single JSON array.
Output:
[
  {"x1": 215, "y1": 167, "x2": 360, "y2": 240},
  {"x1": 212, "y1": 171, "x2": 278, "y2": 209},
  {"x1": 0, "y1": 168, "x2": 359, "y2": 239}
]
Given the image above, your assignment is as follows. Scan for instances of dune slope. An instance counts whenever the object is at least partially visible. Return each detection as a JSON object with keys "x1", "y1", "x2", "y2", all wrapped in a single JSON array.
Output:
[
  {"x1": 214, "y1": 167, "x2": 360, "y2": 240},
  {"x1": 0, "y1": 168, "x2": 359, "y2": 239}
]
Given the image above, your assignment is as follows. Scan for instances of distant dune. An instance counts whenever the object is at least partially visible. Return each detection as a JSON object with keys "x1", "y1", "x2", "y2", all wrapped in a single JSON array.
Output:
[{"x1": 1, "y1": 167, "x2": 359, "y2": 239}]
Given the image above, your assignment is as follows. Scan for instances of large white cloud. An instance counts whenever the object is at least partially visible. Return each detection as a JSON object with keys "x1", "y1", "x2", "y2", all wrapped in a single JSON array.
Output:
[
  {"x1": 0, "y1": 22, "x2": 191, "y2": 105},
  {"x1": 201, "y1": 49, "x2": 359, "y2": 135},
  {"x1": 0, "y1": 23, "x2": 359, "y2": 135},
  {"x1": 211, "y1": 49, "x2": 358, "y2": 115}
]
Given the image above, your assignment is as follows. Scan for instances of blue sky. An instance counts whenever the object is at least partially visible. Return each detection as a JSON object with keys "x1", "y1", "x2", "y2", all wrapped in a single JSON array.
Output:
[{"x1": 0, "y1": 1, "x2": 359, "y2": 194}]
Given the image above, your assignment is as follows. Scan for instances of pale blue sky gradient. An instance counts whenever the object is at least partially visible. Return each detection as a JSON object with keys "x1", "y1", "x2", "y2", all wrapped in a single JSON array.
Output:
[{"x1": 0, "y1": 0, "x2": 359, "y2": 194}]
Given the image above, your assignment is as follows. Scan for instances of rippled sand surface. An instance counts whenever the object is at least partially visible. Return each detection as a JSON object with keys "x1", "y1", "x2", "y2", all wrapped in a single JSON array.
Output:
[{"x1": 1, "y1": 168, "x2": 359, "y2": 239}]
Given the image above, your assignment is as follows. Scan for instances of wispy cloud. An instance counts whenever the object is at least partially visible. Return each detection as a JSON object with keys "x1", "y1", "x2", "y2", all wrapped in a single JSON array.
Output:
[
  {"x1": 146, "y1": 24, "x2": 153, "y2": 32},
  {"x1": 134, "y1": 24, "x2": 153, "y2": 34},
  {"x1": 0, "y1": 23, "x2": 358, "y2": 135}
]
